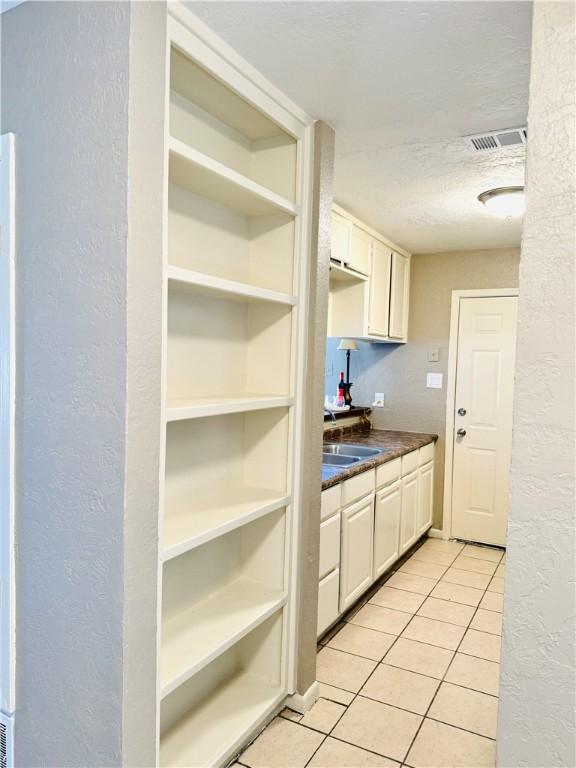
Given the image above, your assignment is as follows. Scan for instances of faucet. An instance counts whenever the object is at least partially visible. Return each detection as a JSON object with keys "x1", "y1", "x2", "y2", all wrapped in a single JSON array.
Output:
[{"x1": 324, "y1": 407, "x2": 336, "y2": 424}]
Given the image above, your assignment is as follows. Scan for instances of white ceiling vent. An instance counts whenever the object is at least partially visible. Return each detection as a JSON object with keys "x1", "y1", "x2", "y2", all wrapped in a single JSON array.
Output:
[{"x1": 464, "y1": 127, "x2": 527, "y2": 153}]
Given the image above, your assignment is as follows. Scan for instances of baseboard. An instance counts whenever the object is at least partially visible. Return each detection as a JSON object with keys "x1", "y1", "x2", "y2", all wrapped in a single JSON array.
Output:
[
  {"x1": 427, "y1": 527, "x2": 448, "y2": 540},
  {"x1": 285, "y1": 680, "x2": 320, "y2": 714}
]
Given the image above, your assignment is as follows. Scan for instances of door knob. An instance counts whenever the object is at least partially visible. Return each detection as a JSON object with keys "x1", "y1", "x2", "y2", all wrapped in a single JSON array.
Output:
[
  {"x1": 458, "y1": 407, "x2": 467, "y2": 416},
  {"x1": 456, "y1": 428, "x2": 467, "y2": 437}
]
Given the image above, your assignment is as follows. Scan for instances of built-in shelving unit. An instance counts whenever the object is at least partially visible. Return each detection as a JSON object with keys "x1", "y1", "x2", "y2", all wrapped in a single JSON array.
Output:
[{"x1": 158, "y1": 10, "x2": 311, "y2": 766}]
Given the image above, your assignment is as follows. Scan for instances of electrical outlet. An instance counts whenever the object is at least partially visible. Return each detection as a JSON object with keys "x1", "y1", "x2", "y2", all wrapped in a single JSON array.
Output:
[{"x1": 373, "y1": 392, "x2": 385, "y2": 407}]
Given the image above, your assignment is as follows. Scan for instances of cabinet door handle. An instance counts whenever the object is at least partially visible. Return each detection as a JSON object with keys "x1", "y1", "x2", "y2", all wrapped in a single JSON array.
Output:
[
  {"x1": 456, "y1": 428, "x2": 467, "y2": 438},
  {"x1": 458, "y1": 407, "x2": 467, "y2": 416}
]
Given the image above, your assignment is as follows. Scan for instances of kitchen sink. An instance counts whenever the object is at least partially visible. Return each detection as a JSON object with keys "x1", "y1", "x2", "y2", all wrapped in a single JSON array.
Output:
[
  {"x1": 321, "y1": 453, "x2": 361, "y2": 466},
  {"x1": 323, "y1": 443, "x2": 384, "y2": 458}
]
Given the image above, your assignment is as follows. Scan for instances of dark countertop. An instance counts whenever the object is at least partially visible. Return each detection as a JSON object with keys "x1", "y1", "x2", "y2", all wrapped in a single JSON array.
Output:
[{"x1": 321, "y1": 429, "x2": 438, "y2": 490}]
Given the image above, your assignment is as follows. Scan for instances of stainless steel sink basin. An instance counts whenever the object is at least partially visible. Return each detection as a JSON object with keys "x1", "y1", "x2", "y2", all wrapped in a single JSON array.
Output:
[
  {"x1": 323, "y1": 443, "x2": 383, "y2": 458},
  {"x1": 322, "y1": 453, "x2": 361, "y2": 466}
]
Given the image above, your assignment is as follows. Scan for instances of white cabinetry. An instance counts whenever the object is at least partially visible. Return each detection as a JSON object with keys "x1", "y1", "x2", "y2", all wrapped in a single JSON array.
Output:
[
  {"x1": 328, "y1": 205, "x2": 410, "y2": 342},
  {"x1": 340, "y1": 494, "x2": 374, "y2": 612},
  {"x1": 417, "y1": 461, "x2": 434, "y2": 537},
  {"x1": 389, "y1": 251, "x2": 410, "y2": 341},
  {"x1": 348, "y1": 226, "x2": 372, "y2": 276},
  {"x1": 373, "y1": 481, "x2": 401, "y2": 578},
  {"x1": 331, "y1": 212, "x2": 352, "y2": 265},
  {"x1": 368, "y1": 240, "x2": 392, "y2": 338},
  {"x1": 317, "y1": 443, "x2": 435, "y2": 639},
  {"x1": 400, "y1": 470, "x2": 419, "y2": 555}
]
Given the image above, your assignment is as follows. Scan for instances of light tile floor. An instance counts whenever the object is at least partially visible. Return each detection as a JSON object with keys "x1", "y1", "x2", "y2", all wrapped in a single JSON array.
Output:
[{"x1": 234, "y1": 539, "x2": 505, "y2": 768}]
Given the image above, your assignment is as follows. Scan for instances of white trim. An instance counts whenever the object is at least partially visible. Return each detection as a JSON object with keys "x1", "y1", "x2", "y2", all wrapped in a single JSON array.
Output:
[
  {"x1": 0, "y1": 133, "x2": 16, "y2": 717},
  {"x1": 284, "y1": 680, "x2": 320, "y2": 714},
  {"x1": 427, "y1": 527, "x2": 447, "y2": 540},
  {"x1": 442, "y1": 288, "x2": 520, "y2": 541},
  {"x1": 332, "y1": 202, "x2": 411, "y2": 258}
]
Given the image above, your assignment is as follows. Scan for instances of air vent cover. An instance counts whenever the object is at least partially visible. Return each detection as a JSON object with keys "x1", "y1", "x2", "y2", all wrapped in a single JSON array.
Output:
[
  {"x1": 464, "y1": 127, "x2": 527, "y2": 153},
  {"x1": 0, "y1": 713, "x2": 13, "y2": 768}
]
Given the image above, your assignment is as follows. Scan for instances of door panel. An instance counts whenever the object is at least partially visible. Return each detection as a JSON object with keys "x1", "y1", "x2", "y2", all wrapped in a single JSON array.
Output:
[
  {"x1": 340, "y1": 494, "x2": 374, "y2": 612},
  {"x1": 347, "y1": 226, "x2": 371, "y2": 276},
  {"x1": 373, "y1": 481, "x2": 401, "y2": 578},
  {"x1": 451, "y1": 296, "x2": 518, "y2": 546},
  {"x1": 399, "y1": 471, "x2": 418, "y2": 554},
  {"x1": 368, "y1": 241, "x2": 391, "y2": 337},
  {"x1": 389, "y1": 252, "x2": 409, "y2": 340},
  {"x1": 417, "y1": 461, "x2": 434, "y2": 536}
]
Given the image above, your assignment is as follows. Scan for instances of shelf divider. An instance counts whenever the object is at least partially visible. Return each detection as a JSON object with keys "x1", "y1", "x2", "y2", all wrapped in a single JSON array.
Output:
[
  {"x1": 161, "y1": 585, "x2": 287, "y2": 698},
  {"x1": 166, "y1": 395, "x2": 293, "y2": 422},
  {"x1": 167, "y1": 265, "x2": 296, "y2": 306},
  {"x1": 163, "y1": 490, "x2": 290, "y2": 561},
  {"x1": 169, "y1": 137, "x2": 299, "y2": 218}
]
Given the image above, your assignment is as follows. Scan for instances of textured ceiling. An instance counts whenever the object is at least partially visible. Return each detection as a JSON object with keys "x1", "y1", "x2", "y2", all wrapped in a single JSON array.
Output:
[{"x1": 188, "y1": 1, "x2": 532, "y2": 253}]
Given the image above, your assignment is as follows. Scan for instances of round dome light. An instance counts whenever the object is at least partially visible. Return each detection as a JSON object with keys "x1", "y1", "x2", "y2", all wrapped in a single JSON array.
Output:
[{"x1": 478, "y1": 186, "x2": 525, "y2": 219}]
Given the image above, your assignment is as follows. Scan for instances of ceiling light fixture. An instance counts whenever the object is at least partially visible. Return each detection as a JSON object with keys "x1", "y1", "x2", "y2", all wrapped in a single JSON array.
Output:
[{"x1": 478, "y1": 186, "x2": 525, "y2": 219}]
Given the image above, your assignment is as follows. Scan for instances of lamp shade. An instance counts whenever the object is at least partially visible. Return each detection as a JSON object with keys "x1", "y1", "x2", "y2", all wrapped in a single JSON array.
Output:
[{"x1": 337, "y1": 338, "x2": 358, "y2": 352}]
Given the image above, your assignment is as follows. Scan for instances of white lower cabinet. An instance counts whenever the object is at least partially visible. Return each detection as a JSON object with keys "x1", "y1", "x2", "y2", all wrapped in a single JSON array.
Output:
[
  {"x1": 400, "y1": 470, "x2": 419, "y2": 555},
  {"x1": 373, "y1": 481, "x2": 401, "y2": 579},
  {"x1": 340, "y1": 494, "x2": 374, "y2": 613},
  {"x1": 417, "y1": 461, "x2": 434, "y2": 536},
  {"x1": 317, "y1": 443, "x2": 435, "y2": 638},
  {"x1": 318, "y1": 568, "x2": 340, "y2": 636}
]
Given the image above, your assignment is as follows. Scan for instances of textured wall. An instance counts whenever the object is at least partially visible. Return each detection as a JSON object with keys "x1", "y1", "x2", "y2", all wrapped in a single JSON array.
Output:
[
  {"x1": 497, "y1": 3, "x2": 576, "y2": 766},
  {"x1": 326, "y1": 248, "x2": 520, "y2": 529},
  {"x1": 2, "y1": 3, "x2": 163, "y2": 765}
]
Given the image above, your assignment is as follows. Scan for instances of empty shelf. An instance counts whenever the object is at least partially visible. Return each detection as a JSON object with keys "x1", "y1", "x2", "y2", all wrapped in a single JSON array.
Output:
[
  {"x1": 167, "y1": 265, "x2": 296, "y2": 306},
  {"x1": 169, "y1": 138, "x2": 298, "y2": 218},
  {"x1": 161, "y1": 580, "x2": 286, "y2": 697},
  {"x1": 160, "y1": 667, "x2": 283, "y2": 767},
  {"x1": 166, "y1": 395, "x2": 293, "y2": 422},
  {"x1": 163, "y1": 488, "x2": 290, "y2": 560}
]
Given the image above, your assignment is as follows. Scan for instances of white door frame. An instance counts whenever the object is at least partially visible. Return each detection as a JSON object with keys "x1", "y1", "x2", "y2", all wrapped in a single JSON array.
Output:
[{"x1": 442, "y1": 288, "x2": 519, "y2": 541}]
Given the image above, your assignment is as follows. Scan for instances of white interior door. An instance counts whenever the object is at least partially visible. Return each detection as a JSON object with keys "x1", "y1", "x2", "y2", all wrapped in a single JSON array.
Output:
[{"x1": 451, "y1": 296, "x2": 518, "y2": 546}]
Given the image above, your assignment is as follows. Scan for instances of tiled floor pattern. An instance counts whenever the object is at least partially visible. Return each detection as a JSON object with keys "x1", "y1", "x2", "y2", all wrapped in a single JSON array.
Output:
[{"x1": 234, "y1": 539, "x2": 505, "y2": 768}]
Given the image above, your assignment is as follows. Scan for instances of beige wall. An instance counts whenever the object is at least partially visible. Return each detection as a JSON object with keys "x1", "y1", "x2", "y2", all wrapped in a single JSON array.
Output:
[
  {"x1": 497, "y1": 2, "x2": 575, "y2": 765},
  {"x1": 354, "y1": 248, "x2": 520, "y2": 529}
]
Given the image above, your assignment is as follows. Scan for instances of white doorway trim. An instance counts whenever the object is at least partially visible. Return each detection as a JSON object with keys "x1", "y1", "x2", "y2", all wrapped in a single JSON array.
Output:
[{"x1": 442, "y1": 288, "x2": 519, "y2": 541}]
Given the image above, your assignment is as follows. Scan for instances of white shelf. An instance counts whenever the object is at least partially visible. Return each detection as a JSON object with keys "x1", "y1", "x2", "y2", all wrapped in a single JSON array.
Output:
[
  {"x1": 167, "y1": 265, "x2": 296, "y2": 306},
  {"x1": 166, "y1": 395, "x2": 293, "y2": 422},
  {"x1": 160, "y1": 668, "x2": 283, "y2": 768},
  {"x1": 163, "y1": 488, "x2": 290, "y2": 561},
  {"x1": 161, "y1": 581, "x2": 286, "y2": 697},
  {"x1": 169, "y1": 138, "x2": 298, "y2": 218}
]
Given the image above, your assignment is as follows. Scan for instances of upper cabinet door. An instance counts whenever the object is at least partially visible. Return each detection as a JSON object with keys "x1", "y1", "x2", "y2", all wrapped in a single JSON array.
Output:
[
  {"x1": 368, "y1": 240, "x2": 392, "y2": 337},
  {"x1": 346, "y1": 226, "x2": 372, "y2": 276},
  {"x1": 389, "y1": 251, "x2": 410, "y2": 341},
  {"x1": 331, "y1": 213, "x2": 352, "y2": 265}
]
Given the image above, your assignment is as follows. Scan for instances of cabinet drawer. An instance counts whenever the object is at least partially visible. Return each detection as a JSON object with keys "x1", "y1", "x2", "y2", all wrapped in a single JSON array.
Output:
[
  {"x1": 321, "y1": 484, "x2": 341, "y2": 522},
  {"x1": 376, "y1": 457, "x2": 401, "y2": 489},
  {"x1": 319, "y1": 512, "x2": 341, "y2": 580},
  {"x1": 317, "y1": 568, "x2": 340, "y2": 637},
  {"x1": 401, "y1": 449, "x2": 419, "y2": 477},
  {"x1": 342, "y1": 469, "x2": 375, "y2": 506},
  {"x1": 419, "y1": 442, "x2": 435, "y2": 466}
]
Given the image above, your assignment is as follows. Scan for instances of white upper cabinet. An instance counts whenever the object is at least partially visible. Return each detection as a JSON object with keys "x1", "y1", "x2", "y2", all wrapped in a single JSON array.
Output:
[
  {"x1": 348, "y1": 226, "x2": 372, "y2": 276},
  {"x1": 331, "y1": 212, "x2": 352, "y2": 265},
  {"x1": 389, "y1": 251, "x2": 410, "y2": 341},
  {"x1": 328, "y1": 205, "x2": 410, "y2": 343},
  {"x1": 368, "y1": 240, "x2": 392, "y2": 338}
]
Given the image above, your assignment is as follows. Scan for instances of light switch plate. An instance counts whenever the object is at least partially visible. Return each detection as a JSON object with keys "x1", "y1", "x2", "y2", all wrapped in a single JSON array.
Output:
[
  {"x1": 372, "y1": 392, "x2": 385, "y2": 407},
  {"x1": 426, "y1": 372, "x2": 443, "y2": 389},
  {"x1": 428, "y1": 347, "x2": 440, "y2": 362}
]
